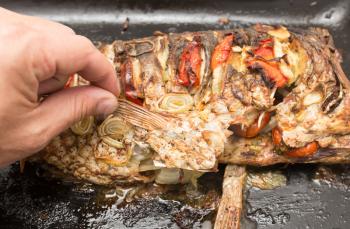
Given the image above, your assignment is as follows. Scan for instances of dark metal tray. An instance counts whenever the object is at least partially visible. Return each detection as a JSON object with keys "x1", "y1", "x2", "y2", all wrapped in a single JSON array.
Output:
[{"x1": 0, "y1": 0, "x2": 349, "y2": 228}]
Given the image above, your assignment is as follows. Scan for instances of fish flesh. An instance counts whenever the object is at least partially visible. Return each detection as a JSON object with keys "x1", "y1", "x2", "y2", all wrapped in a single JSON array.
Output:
[{"x1": 38, "y1": 24, "x2": 350, "y2": 185}]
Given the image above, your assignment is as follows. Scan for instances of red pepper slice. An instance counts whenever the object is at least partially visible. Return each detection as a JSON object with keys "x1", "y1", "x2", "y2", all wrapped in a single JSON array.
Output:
[
  {"x1": 211, "y1": 34, "x2": 234, "y2": 70},
  {"x1": 272, "y1": 127, "x2": 283, "y2": 145},
  {"x1": 121, "y1": 59, "x2": 144, "y2": 106},
  {"x1": 254, "y1": 46, "x2": 274, "y2": 61},
  {"x1": 285, "y1": 141, "x2": 318, "y2": 158},
  {"x1": 125, "y1": 91, "x2": 143, "y2": 106},
  {"x1": 254, "y1": 38, "x2": 274, "y2": 60},
  {"x1": 178, "y1": 40, "x2": 202, "y2": 87},
  {"x1": 272, "y1": 127, "x2": 318, "y2": 158},
  {"x1": 249, "y1": 60, "x2": 288, "y2": 88},
  {"x1": 232, "y1": 112, "x2": 271, "y2": 138},
  {"x1": 259, "y1": 38, "x2": 273, "y2": 46}
]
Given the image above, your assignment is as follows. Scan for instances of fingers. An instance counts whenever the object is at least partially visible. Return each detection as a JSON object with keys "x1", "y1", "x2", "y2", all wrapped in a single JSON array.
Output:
[
  {"x1": 34, "y1": 85, "x2": 118, "y2": 141},
  {"x1": 38, "y1": 75, "x2": 68, "y2": 95},
  {"x1": 0, "y1": 8, "x2": 119, "y2": 97},
  {"x1": 37, "y1": 34, "x2": 119, "y2": 96}
]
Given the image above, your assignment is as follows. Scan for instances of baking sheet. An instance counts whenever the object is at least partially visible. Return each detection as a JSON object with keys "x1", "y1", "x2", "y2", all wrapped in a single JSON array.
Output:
[{"x1": 0, "y1": 0, "x2": 349, "y2": 228}]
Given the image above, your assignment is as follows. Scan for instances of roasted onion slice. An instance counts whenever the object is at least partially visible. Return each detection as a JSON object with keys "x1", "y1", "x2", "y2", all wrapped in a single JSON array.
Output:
[
  {"x1": 155, "y1": 168, "x2": 203, "y2": 185},
  {"x1": 71, "y1": 116, "x2": 94, "y2": 135},
  {"x1": 158, "y1": 93, "x2": 194, "y2": 113},
  {"x1": 98, "y1": 115, "x2": 131, "y2": 148}
]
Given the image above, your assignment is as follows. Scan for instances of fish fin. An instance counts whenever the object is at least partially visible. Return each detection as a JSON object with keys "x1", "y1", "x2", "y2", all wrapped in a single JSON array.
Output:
[{"x1": 116, "y1": 99, "x2": 169, "y2": 130}]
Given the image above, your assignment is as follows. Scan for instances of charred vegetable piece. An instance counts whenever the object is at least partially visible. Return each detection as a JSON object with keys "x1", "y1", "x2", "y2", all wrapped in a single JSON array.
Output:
[
  {"x1": 211, "y1": 34, "x2": 234, "y2": 96},
  {"x1": 285, "y1": 141, "x2": 319, "y2": 158},
  {"x1": 121, "y1": 59, "x2": 144, "y2": 105},
  {"x1": 232, "y1": 112, "x2": 271, "y2": 138},
  {"x1": 248, "y1": 38, "x2": 288, "y2": 88},
  {"x1": 249, "y1": 60, "x2": 288, "y2": 87},
  {"x1": 211, "y1": 34, "x2": 234, "y2": 70},
  {"x1": 178, "y1": 40, "x2": 202, "y2": 87}
]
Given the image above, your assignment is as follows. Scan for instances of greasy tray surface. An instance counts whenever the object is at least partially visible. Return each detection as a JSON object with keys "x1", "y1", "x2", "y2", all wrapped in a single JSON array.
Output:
[{"x1": 0, "y1": 0, "x2": 349, "y2": 228}]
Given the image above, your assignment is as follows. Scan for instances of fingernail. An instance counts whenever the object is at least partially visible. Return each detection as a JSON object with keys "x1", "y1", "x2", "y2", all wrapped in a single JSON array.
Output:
[{"x1": 96, "y1": 96, "x2": 118, "y2": 119}]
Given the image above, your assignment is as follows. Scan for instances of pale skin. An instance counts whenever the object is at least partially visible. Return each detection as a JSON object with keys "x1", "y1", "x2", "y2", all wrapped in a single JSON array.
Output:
[{"x1": 0, "y1": 8, "x2": 120, "y2": 167}]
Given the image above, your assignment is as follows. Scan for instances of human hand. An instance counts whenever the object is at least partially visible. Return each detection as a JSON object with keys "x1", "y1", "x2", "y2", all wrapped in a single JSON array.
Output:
[{"x1": 0, "y1": 8, "x2": 120, "y2": 166}]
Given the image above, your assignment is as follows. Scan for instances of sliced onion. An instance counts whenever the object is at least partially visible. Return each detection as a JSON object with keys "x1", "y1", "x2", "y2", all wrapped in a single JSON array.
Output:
[
  {"x1": 71, "y1": 74, "x2": 89, "y2": 87},
  {"x1": 156, "y1": 37, "x2": 169, "y2": 70},
  {"x1": 211, "y1": 65, "x2": 224, "y2": 96},
  {"x1": 279, "y1": 59, "x2": 294, "y2": 83},
  {"x1": 98, "y1": 115, "x2": 131, "y2": 148},
  {"x1": 155, "y1": 168, "x2": 181, "y2": 184},
  {"x1": 71, "y1": 116, "x2": 94, "y2": 135},
  {"x1": 158, "y1": 93, "x2": 194, "y2": 113},
  {"x1": 286, "y1": 40, "x2": 308, "y2": 84},
  {"x1": 303, "y1": 91, "x2": 323, "y2": 106},
  {"x1": 230, "y1": 52, "x2": 243, "y2": 72},
  {"x1": 155, "y1": 168, "x2": 203, "y2": 185},
  {"x1": 268, "y1": 26, "x2": 290, "y2": 41},
  {"x1": 232, "y1": 46, "x2": 242, "y2": 52},
  {"x1": 273, "y1": 38, "x2": 284, "y2": 58},
  {"x1": 132, "y1": 58, "x2": 142, "y2": 94},
  {"x1": 139, "y1": 159, "x2": 159, "y2": 172},
  {"x1": 155, "y1": 36, "x2": 170, "y2": 82}
]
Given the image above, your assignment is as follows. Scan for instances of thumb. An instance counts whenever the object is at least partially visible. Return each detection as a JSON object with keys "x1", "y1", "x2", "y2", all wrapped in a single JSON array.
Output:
[{"x1": 36, "y1": 85, "x2": 118, "y2": 139}]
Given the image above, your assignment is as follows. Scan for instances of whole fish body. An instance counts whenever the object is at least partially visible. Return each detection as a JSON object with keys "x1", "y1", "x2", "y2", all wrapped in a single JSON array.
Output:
[{"x1": 39, "y1": 24, "x2": 350, "y2": 184}]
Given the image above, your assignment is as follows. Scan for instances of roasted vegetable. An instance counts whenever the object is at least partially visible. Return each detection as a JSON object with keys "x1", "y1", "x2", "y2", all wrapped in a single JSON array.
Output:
[
  {"x1": 285, "y1": 142, "x2": 319, "y2": 158},
  {"x1": 178, "y1": 39, "x2": 202, "y2": 87},
  {"x1": 231, "y1": 112, "x2": 271, "y2": 138}
]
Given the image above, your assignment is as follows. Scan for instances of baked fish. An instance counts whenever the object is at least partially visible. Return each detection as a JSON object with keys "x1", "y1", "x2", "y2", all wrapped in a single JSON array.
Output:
[{"x1": 38, "y1": 24, "x2": 350, "y2": 184}]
